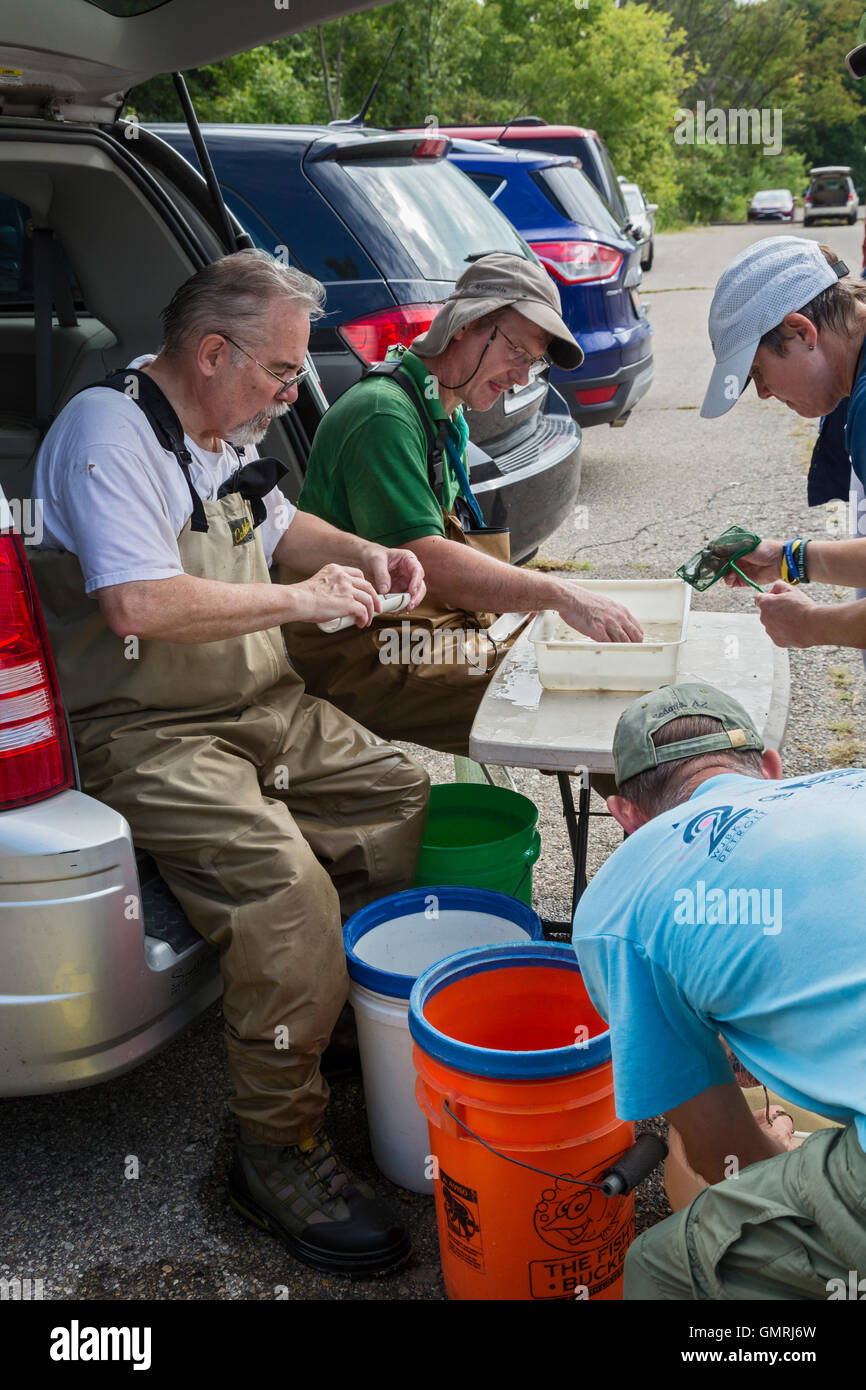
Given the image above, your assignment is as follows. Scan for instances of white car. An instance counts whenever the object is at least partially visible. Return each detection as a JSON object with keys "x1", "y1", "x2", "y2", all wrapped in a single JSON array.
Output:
[
  {"x1": 804, "y1": 166, "x2": 858, "y2": 227},
  {"x1": 0, "y1": 0, "x2": 388, "y2": 1097},
  {"x1": 618, "y1": 178, "x2": 657, "y2": 271}
]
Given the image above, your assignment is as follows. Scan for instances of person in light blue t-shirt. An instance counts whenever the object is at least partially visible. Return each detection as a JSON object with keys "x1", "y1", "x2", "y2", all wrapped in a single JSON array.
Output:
[{"x1": 572, "y1": 682, "x2": 866, "y2": 1301}]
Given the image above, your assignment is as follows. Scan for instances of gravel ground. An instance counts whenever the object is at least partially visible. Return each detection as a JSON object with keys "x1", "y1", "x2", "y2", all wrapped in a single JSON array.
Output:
[{"x1": 3, "y1": 216, "x2": 864, "y2": 1302}]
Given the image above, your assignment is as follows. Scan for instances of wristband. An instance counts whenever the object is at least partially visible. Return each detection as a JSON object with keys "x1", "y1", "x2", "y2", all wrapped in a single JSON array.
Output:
[
  {"x1": 782, "y1": 539, "x2": 800, "y2": 584},
  {"x1": 796, "y1": 538, "x2": 810, "y2": 583}
]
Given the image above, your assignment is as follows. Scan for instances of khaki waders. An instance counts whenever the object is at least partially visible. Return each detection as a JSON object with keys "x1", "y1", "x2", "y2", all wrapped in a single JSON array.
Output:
[
  {"x1": 281, "y1": 510, "x2": 524, "y2": 756},
  {"x1": 29, "y1": 493, "x2": 428, "y2": 1145}
]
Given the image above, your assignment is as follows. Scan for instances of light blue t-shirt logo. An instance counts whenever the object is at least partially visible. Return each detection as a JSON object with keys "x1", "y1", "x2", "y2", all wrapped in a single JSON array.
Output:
[{"x1": 679, "y1": 804, "x2": 751, "y2": 855}]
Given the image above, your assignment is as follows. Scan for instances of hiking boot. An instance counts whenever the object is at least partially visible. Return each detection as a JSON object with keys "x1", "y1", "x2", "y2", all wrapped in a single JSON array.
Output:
[{"x1": 229, "y1": 1130, "x2": 410, "y2": 1275}]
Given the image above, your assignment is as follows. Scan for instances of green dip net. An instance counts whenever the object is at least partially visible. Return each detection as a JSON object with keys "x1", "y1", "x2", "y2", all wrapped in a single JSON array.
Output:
[{"x1": 676, "y1": 525, "x2": 763, "y2": 592}]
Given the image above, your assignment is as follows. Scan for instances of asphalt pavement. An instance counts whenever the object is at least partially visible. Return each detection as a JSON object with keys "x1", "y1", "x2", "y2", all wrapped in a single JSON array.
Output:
[{"x1": 3, "y1": 216, "x2": 864, "y2": 1303}]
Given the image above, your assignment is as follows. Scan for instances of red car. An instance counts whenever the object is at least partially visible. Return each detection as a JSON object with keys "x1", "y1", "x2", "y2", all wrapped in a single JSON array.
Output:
[{"x1": 747, "y1": 189, "x2": 795, "y2": 222}]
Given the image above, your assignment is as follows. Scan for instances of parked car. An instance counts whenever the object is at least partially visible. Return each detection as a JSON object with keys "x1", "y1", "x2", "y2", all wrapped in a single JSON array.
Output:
[
  {"x1": 618, "y1": 178, "x2": 657, "y2": 270},
  {"x1": 747, "y1": 188, "x2": 795, "y2": 223},
  {"x1": 448, "y1": 139, "x2": 653, "y2": 428},
  {"x1": 150, "y1": 122, "x2": 582, "y2": 557},
  {"x1": 0, "y1": 0, "x2": 392, "y2": 1098},
  {"x1": 804, "y1": 167, "x2": 858, "y2": 226},
  {"x1": 403, "y1": 120, "x2": 632, "y2": 229}
]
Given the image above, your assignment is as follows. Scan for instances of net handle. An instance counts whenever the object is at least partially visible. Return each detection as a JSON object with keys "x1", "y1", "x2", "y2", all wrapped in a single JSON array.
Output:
[{"x1": 728, "y1": 561, "x2": 763, "y2": 592}]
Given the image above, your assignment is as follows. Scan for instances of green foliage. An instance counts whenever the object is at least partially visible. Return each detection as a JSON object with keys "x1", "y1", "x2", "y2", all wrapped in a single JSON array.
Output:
[
  {"x1": 128, "y1": 38, "x2": 318, "y2": 125},
  {"x1": 125, "y1": 0, "x2": 866, "y2": 227}
]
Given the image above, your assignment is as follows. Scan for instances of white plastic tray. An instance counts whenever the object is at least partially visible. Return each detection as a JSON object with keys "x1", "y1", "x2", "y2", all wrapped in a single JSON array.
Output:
[{"x1": 528, "y1": 579, "x2": 691, "y2": 691}]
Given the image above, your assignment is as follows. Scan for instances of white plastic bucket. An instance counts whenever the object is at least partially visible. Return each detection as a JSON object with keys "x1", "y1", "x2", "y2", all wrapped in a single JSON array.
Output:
[{"x1": 343, "y1": 886, "x2": 543, "y2": 1193}]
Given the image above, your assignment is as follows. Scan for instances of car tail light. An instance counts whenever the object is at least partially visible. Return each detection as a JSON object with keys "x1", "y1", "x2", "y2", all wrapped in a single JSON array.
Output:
[
  {"x1": 0, "y1": 529, "x2": 73, "y2": 810},
  {"x1": 576, "y1": 385, "x2": 618, "y2": 405},
  {"x1": 805, "y1": 195, "x2": 812, "y2": 205},
  {"x1": 412, "y1": 137, "x2": 448, "y2": 158},
  {"x1": 848, "y1": 191, "x2": 857, "y2": 202},
  {"x1": 339, "y1": 304, "x2": 437, "y2": 364},
  {"x1": 529, "y1": 240, "x2": 623, "y2": 284}
]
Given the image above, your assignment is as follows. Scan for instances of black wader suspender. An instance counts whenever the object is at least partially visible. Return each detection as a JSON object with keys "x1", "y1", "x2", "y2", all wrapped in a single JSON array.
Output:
[
  {"x1": 361, "y1": 359, "x2": 480, "y2": 531},
  {"x1": 83, "y1": 369, "x2": 287, "y2": 532}
]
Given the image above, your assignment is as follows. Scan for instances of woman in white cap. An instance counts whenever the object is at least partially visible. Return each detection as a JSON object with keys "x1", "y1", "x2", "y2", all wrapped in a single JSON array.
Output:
[{"x1": 702, "y1": 235, "x2": 866, "y2": 651}]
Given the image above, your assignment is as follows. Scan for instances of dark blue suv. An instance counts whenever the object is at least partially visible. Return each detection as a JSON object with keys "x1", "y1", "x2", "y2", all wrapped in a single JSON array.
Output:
[
  {"x1": 149, "y1": 123, "x2": 582, "y2": 562},
  {"x1": 448, "y1": 139, "x2": 654, "y2": 428}
]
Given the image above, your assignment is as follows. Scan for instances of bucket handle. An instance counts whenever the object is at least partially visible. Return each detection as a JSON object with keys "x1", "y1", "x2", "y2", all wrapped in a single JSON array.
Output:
[
  {"x1": 441, "y1": 1100, "x2": 667, "y2": 1198},
  {"x1": 509, "y1": 832, "x2": 542, "y2": 900}
]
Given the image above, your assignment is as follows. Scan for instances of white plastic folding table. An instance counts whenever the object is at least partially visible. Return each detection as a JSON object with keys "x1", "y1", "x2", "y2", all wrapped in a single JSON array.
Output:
[{"x1": 469, "y1": 612, "x2": 790, "y2": 930}]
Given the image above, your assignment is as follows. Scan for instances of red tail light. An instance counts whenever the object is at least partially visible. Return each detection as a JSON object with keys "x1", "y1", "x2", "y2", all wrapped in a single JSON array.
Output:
[
  {"x1": 529, "y1": 240, "x2": 623, "y2": 284},
  {"x1": 339, "y1": 304, "x2": 437, "y2": 364},
  {"x1": 0, "y1": 529, "x2": 73, "y2": 809},
  {"x1": 412, "y1": 137, "x2": 448, "y2": 158},
  {"x1": 576, "y1": 385, "x2": 619, "y2": 405}
]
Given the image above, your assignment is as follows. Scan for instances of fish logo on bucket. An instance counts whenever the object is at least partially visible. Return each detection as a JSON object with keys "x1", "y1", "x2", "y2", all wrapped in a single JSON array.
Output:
[
  {"x1": 533, "y1": 1174, "x2": 627, "y2": 1255},
  {"x1": 531, "y1": 1168, "x2": 633, "y2": 1299}
]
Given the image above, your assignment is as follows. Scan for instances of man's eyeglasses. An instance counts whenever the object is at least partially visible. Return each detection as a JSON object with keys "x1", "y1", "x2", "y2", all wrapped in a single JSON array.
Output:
[
  {"x1": 492, "y1": 324, "x2": 551, "y2": 374},
  {"x1": 218, "y1": 332, "x2": 309, "y2": 393}
]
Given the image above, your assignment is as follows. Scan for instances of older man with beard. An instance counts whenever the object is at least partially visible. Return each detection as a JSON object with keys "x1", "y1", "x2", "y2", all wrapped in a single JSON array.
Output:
[{"x1": 28, "y1": 249, "x2": 429, "y2": 1275}]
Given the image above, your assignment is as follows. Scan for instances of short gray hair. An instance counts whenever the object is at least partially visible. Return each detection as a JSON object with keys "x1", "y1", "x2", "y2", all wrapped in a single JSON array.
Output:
[
  {"x1": 160, "y1": 248, "x2": 325, "y2": 356},
  {"x1": 759, "y1": 242, "x2": 866, "y2": 355},
  {"x1": 617, "y1": 714, "x2": 764, "y2": 816}
]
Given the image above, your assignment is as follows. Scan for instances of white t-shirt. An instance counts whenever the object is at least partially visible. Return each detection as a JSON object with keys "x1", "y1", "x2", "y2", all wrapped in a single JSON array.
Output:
[{"x1": 34, "y1": 357, "x2": 296, "y2": 594}]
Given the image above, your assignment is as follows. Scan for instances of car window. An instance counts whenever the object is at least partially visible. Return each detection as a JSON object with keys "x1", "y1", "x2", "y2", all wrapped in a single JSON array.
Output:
[
  {"x1": 465, "y1": 171, "x2": 508, "y2": 202},
  {"x1": 532, "y1": 165, "x2": 622, "y2": 238},
  {"x1": 811, "y1": 177, "x2": 850, "y2": 193},
  {"x1": 219, "y1": 186, "x2": 285, "y2": 254},
  {"x1": 339, "y1": 158, "x2": 530, "y2": 280},
  {"x1": 0, "y1": 195, "x2": 84, "y2": 310},
  {"x1": 594, "y1": 141, "x2": 627, "y2": 215},
  {"x1": 622, "y1": 186, "x2": 645, "y2": 216}
]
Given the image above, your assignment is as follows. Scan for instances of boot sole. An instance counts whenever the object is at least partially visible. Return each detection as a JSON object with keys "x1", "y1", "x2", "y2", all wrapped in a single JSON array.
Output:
[{"x1": 228, "y1": 1176, "x2": 412, "y2": 1277}]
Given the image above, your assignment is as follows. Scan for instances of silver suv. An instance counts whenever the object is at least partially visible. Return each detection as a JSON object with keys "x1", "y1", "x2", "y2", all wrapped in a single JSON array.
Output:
[
  {"x1": 0, "y1": 0, "x2": 388, "y2": 1097},
  {"x1": 804, "y1": 166, "x2": 859, "y2": 226}
]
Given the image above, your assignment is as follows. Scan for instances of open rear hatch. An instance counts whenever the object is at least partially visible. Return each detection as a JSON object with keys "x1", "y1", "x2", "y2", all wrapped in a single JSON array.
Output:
[{"x1": 0, "y1": 0, "x2": 395, "y2": 121}]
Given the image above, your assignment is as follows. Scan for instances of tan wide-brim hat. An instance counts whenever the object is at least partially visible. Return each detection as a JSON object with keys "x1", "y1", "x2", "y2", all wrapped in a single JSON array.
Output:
[{"x1": 411, "y1": 252, "x2": 584, "y2": 370}]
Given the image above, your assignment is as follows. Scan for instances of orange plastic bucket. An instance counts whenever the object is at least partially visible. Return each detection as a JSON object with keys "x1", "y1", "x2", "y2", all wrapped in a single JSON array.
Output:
[{"x1": 409, "y1": 942, "x2": 634, "y2": 1301}]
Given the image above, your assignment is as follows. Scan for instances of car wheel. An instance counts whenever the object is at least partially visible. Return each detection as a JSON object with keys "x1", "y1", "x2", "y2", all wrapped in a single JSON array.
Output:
[
  {"x1": 850, "y1": 213, "x2": 858, "y2": 225},
  {"x1": 644, "y1": 240, "x2": 654, "y2": 272}
]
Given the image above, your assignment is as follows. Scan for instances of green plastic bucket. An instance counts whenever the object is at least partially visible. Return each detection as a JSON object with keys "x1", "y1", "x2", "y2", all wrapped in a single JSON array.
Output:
[{"x1": 414, "y1": 784, "x2": 541, "y2": 904}]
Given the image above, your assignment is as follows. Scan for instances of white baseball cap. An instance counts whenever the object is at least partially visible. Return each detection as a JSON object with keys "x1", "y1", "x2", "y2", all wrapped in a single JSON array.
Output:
[{"x1": 701, "y1": 237, "x2": 849, "y2": 419}]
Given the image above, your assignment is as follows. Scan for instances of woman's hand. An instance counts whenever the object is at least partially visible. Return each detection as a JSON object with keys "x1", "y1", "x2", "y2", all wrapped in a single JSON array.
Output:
[
  {"x1": 723, "y1": 539, "x2": 784, "y2": 587},
  {"x1": 754, "y1": 581, "x2": 820, "y2": 647}
]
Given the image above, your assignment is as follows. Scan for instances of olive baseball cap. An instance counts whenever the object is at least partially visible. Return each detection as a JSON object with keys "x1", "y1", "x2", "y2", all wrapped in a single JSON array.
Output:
[
  {"x1": 410, "y1": 252, "x2": 584, "y2": 370},
  {"x1": 613, "y1": 682, "x2": 764, "y2": 788}
]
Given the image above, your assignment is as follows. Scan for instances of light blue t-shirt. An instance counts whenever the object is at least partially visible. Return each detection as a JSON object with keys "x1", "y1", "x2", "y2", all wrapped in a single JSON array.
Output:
[{"x1": 572, "y1": 769, "x2": 866, "y2": 1150}]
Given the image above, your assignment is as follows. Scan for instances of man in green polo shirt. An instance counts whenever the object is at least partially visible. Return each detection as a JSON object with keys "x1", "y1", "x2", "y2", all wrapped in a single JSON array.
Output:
[{"x1": 282, "y1": 254, "x2": 642, "y2": 755}]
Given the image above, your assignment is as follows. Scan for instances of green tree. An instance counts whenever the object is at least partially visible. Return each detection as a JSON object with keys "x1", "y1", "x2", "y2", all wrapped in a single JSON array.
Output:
[{"x1": 127, "y1": 38, "x2": 318, "y2": 125}]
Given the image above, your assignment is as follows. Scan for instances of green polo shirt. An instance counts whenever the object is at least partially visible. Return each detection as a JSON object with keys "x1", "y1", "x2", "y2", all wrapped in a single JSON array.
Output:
[{"x1": 298, "y1": 345, "x2": 467, "y2": 546}]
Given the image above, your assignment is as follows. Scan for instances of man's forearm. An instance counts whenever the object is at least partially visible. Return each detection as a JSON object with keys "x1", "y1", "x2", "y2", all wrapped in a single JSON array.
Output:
[
  {"x1": 404, "y1": 534, "x2": 568, "y2": 611},
  {"x1": 687, "y1": 1124, "x2": 787, "y2": 1186},
  {"x1": 98, "y1": 573, "x2": 308, "y2": 643},
  {"x1": 273, "y1": 509, "x2": 373, "y2": 576}
]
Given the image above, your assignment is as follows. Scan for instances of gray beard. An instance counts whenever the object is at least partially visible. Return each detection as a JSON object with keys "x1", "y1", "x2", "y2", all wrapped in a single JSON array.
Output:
[{"x1": 225, "y1": 400, "x2": 290, "y2": 448}]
